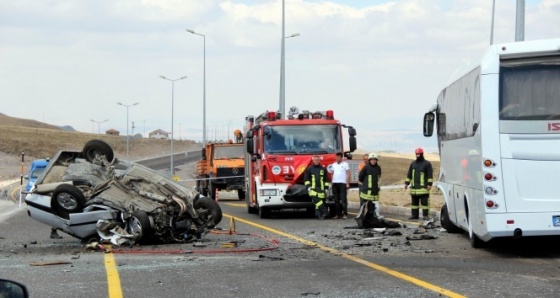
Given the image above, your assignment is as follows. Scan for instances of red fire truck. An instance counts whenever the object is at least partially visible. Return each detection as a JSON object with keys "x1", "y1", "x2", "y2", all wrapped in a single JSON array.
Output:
[{"x1": 244, "y1": 107, "x2": 357, "y2": 218}]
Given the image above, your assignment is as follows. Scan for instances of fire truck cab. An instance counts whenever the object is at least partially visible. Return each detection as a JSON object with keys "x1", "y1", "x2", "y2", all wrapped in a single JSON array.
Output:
[{"x1": 244, "y1": 107, "x2": 357, "y2": 218}]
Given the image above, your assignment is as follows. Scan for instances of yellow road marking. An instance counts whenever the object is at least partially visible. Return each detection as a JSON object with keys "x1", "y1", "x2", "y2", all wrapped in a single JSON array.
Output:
[
  {"x1": 222, "y1": 213, "x2": 465, "y2": 298},
  {"x1": 104, "y1": 246, "x2": 123, "y2": 298}
]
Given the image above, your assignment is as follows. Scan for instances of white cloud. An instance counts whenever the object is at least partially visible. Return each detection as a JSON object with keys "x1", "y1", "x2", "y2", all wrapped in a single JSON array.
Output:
[{"x1": 0, "y1": 0, "x2": 559, "y2": 153}]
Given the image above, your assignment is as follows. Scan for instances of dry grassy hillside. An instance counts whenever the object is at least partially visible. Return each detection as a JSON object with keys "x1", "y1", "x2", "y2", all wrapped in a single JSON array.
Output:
[{"x1": 0, "y1": 113, "x2": 200, "y2": 179}]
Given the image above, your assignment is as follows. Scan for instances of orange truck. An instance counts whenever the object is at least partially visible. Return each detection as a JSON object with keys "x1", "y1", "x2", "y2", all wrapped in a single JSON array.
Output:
[{"x1": 196, "y1": 131, "x2": 245, "y2": 201}]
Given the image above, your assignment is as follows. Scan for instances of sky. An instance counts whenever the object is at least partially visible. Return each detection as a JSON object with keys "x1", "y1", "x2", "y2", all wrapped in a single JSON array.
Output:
[{"x1": 1, "y1": 0, "x2": 559, "y2": 153}]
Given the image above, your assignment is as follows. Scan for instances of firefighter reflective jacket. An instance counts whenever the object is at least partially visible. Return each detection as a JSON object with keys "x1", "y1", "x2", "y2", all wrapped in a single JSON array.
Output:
[
  {"x1": 304, "y1": 164, "x2": 330, "y2": 199},
  {"x1": 358, "y1": 163, "x2": 382, "y2": 201},
  {"x1": 404, "y1": 157, "x2": 433, "y2": 196}
]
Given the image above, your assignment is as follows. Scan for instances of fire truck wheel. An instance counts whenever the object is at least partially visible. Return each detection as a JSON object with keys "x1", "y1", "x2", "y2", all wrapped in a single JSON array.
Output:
[
  {"x1": 259, "y1": 206, "x2": 271, "y2": 219},
  {"x1": 237, "y1": 190, "x2": 245, "y2": 200}
]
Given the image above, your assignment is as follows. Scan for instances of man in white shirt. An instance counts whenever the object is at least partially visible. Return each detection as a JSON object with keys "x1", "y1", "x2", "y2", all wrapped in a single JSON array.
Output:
[{"x1": 330, "y1": 152, "x2": 350, "y2": 219}]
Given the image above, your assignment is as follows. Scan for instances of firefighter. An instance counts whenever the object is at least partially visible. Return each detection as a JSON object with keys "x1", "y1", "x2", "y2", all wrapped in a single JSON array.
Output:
[
  {"x1": 358, "y1": 153, "x2": 382, "y2": 217},
  {"x1": 304, "y1": 155, "x2": 330, "y2": 219},
  {"x1": 404, "y1": 147, "x2": 434, "y2": 220}
]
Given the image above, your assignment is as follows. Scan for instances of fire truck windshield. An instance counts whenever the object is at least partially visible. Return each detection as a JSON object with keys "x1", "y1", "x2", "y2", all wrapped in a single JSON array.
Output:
[
  {"x1": 264, "y1": 125, "x2": 341, "y2": 154},
  {"x1": 214, "y1": 145, "x2": 244, "y2": 159}
]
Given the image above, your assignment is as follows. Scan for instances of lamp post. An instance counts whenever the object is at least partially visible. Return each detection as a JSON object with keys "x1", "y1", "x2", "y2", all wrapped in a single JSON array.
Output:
[
  {"x1": 279, "y1": 0, "x2": 300, "y2": 119},
  {"x1": 117, "y1": 102, "x2": 138, "y2": 162},
  {"x1": 160, "y1": 75, "x2": 187, "y2": 177},
  {"x1": 90, "y1": 119, "x2": 108, "y2": 134},
  {"x1": 186, "y1": 29, "x2": 206, "y2": 144}
]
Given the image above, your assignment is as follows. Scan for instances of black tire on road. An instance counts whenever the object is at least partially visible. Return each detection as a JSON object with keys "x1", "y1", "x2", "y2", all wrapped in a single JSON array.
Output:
[
  {"x1": 468, "y1": 212, "x2": 486, "y2": 248},
  {"x1": 440, "y1": 204, "x2": 463, "y2": 234},
  {"x1": 194, "y1": 196, "x2": 223, "y2": 227},
  {"x1": 82, "y1": 139, "x2": 114, "y2": 163},
  {"x1": 128, "y1": 210, "x2": 153, "y2": 241},
  {"x1": 259, "y1": 206, "x2": 270, "y2": 219},
  {"x1": 237, "y1": 189, "x2": 245, "y2": 200},
  {"x1": 51, "y1": 184, "x2": 86, "y2": 219}
]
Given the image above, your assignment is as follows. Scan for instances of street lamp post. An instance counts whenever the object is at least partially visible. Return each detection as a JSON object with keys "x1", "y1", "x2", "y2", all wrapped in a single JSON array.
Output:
[
  {"x1": 160, "y1": 75, "x2": 187, "y2": 177},
  {"x1": 90, "y1": 119, "x2": 108, "y2": 134},
  {"x1": 117, "y1": 102, "x2": 139, "y2": 162},
  {"x1": 186, "y1": 29, "x2": 206, "y2": 144},
  {"x1": 278, "y1": 0, "x2": 300, "y2": 119}
]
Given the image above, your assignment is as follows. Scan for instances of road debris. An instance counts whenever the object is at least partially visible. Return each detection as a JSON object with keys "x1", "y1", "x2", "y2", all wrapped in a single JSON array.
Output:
[{"x1": 30, "y1": 261, "x2": 72, "y2": 266}]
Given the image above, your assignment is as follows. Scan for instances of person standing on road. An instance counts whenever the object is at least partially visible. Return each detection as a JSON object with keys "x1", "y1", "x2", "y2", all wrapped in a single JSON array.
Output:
[
  {"x1": 404, "y1": 147, "x2": 434, "y2": 220},
  {"x1": 304, "y1": 155, "x2": 330, "y2": 219},
  {"x1": 358, "y1": 153, "x2": 382, "y2": 217},
  {"x1": 330, "y1": 152, "x2": 350, "y2": 219}
]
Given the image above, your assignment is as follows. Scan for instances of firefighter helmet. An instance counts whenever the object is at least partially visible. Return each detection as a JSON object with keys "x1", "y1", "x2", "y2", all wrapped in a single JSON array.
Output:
[
  {"x1": 415, "y1": 147, "x2": 424, "y2": 155},
  {"x1": 368, "y1": 153, "x2": 378, "y2": 160}
]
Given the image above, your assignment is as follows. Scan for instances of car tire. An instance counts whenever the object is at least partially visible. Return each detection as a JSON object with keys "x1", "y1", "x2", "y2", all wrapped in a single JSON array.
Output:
[
  {"x1": 128, "y1": 210, "x2": 153, "y2": 241},
  {"x1": 194, "y1": 196, "x2": 223, "y2": 227},
  {"x1": 51, "y1": 184, "x2": 86, "y2": 219},
  {"x1": 82, "y1": 139, "x2": 114, "y2": 163}
]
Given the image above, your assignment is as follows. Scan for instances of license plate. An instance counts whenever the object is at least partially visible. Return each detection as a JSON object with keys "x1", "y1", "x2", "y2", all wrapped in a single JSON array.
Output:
[{"x1": 553, "y1": 216, "x2": 560, "y2": 227}]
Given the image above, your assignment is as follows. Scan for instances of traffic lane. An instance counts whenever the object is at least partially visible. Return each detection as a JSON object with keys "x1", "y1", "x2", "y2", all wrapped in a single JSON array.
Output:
[
  {"x1": 1, "y1": 203, "x2": 437, "y2": 298},
  {"x1": 0, "y1": 208, "x2": 113, "y2": 298},
  {"x1": 219, "y1": 199, "x2": 560, "y2": 297},
  {"x1": 113, "y1": 222, "x2": 441, "y2": 298},
  {"x1": 219, "y1": 200, "x2": 464, "y2": 297}
]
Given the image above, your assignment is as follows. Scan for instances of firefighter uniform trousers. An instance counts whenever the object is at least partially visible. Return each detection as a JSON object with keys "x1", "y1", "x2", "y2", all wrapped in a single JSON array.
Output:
[
  {"x1": 405, "y1": 158, "x2": 433, "y2": 218},
  {"x1": 305, "y1": 166, "x2": 329, "y2": 219}
]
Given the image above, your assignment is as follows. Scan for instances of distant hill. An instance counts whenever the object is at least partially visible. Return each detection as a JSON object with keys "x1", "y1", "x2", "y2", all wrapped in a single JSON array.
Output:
[
  {"x1": 0, "y1": 113, "x2": 64, "y2": 130},
  {"x1": 0, "y1": 113, "x2": 199, "y2": 160}
]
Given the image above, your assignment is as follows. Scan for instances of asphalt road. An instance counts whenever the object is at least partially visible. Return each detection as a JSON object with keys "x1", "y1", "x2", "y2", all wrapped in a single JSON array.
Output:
[{"x1": 2, "y1": 190, "x2": 560, "y2": 298}]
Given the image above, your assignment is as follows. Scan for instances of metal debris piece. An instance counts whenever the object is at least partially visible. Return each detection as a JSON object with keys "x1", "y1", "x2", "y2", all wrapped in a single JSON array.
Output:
[
  {"x1": 414, "y1": 227, "x2": 426, "y2": 234},
  {"x1": 71, "y1": 254, "x2": 80, "y2": 260},
  {"x1": 406, "y1": 234, "x2": 438, "y2": 241},
  {"x1": 30, "y1": 261, "x2": 72, "y2": 266},
  {"x1": 193, "y1": 242, "x2": 207, "y2": 247},
  {"x1": 256, "y1": 255, "x2": 284, "y2": 261},
  {"x1": 301, "y1": 291, "x2": 321, "y2": 296}
]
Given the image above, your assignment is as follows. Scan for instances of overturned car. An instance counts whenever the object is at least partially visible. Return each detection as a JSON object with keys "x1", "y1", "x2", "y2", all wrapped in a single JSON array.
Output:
[{"x1": 25, "y1": 140, "x2": 222, "y2": 245}]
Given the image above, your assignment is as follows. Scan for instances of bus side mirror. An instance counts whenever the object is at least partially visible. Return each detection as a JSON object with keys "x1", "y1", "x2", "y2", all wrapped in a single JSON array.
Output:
[{"x1": 423, "y1": 112, "x2": 435, "y2": 137}]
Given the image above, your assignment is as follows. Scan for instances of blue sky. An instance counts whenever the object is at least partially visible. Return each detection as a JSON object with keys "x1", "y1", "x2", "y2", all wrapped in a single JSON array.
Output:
[{"x1": 1, "y1": 0, "x2": 559, "y2": 153}]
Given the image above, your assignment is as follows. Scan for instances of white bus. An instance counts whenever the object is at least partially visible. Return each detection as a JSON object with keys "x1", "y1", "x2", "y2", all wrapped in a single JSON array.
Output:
[{"x1": 423, "y1": 38, "x2": 560, "y2": 248}]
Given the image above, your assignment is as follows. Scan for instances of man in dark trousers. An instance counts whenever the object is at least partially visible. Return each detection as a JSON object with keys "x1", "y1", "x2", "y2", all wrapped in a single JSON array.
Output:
[
  {"x1": 404, "y1": 147, "x2": 434, "y2": 220},
  {"x1": 358, "y1": 153, "x2": 382, "y2": 217},
  {"x1": 330, "y1": 152, "x2": 350, "y2": 219},
  {"x1": 304, "y1": 155, "x2": 330, "y2": 219}
]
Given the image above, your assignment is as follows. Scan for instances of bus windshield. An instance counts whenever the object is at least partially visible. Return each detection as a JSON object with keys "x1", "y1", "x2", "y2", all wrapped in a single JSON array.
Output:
[
  {"x1": 499, "y1": 56, "x2": 560, "y2": 120},
  {"x1": 263, "y1": 125, "x2": 341, "y2": 154}
]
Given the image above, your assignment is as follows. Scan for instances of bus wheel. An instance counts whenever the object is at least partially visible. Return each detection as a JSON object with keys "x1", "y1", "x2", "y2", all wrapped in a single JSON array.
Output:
[
  {"x1": 440, "y1": 204, "x2": 462, "y2": 233},
  {"x1": 468, "y1": 213, "x2": 486, "y2": 248}
]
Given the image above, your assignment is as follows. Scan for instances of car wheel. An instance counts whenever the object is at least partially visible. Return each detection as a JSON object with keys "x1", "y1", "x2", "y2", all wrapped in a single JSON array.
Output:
[
  {"x1": 237, "y1": 189, "x2": 245, "y2": 200},
  {"x1": 51, "y1": 184, "x2": 86, "y2": 219},
  {"x1": 194, "y1": 196, "x2": 223, "y2": 227},
  {"x1": 82, "y1": 139, "x2": 114, "y2": 163},
  {"x1": 440, "y1": 204, "x2": 462, "y2": 233},
  {"x1": 128, "y1": 210, "x2": 153, "y2": 241}
]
